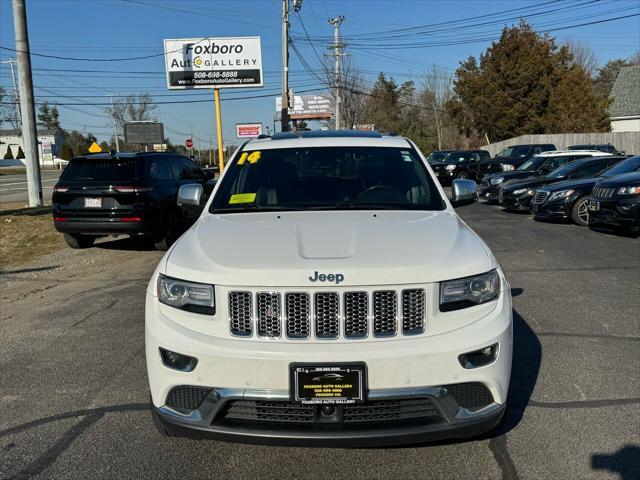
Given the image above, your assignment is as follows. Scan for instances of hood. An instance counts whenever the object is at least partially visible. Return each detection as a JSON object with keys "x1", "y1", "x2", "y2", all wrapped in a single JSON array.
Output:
[
  {"x1": 542, "y1": 176, "x2": 603, "y2": 192},
  {"x1": 502, "y1": 176, "x2": 560, "y2": 192},
  {"x1": 491, "y1": 171, "x2": 538, "y2": 181},
  {"x1": 596, "y1": 171, "x2": 640, "y2": 187},
  {"x1": 165, "y1": 211, "x2": 493, "y2": 287}
]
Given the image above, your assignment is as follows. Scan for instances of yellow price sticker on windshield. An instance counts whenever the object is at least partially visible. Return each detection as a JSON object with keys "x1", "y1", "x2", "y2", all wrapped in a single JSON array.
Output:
[
  {"x1": 229, "y1": 193, "x2": 256, "y2": 204},
  {"x1": 237, "y1": 151, "x2": 261, "y2": 165}
]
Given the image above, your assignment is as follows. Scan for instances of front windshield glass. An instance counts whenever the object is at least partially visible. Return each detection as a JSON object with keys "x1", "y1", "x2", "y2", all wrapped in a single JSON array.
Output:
[
  {"x1": 545, "y1": 161, "x2": 580, "y2": 179},
  {"x1": 426, "y1": 151, "x2": 450, "y2": 163},
  {"x1": 210, "y1": 146, "x2": 445, "y2": 212},
  {"x1": 497, "y1": 146, "x2": 530, "y2": 158},
  {"x1": 600, "y1": 156, "x2": 639, "y2": 177},
  {"x1": 443, "y1": 151, "x2": 467, "y2": 163},
  {"x1": 517, "y1": 156, "x2": 545, "y2": 171}
]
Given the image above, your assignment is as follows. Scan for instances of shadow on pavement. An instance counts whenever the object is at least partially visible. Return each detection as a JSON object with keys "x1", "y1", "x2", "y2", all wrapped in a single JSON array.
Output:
[
  {"x1": 94, "y1": 236, "x2": 157, "y2": 252},
  {"x1": 591, "y1": 445, "x2": 640, "y2": 480},
  {"x1": 0, "y1": 265, "x2": 59, "y2": 275}
]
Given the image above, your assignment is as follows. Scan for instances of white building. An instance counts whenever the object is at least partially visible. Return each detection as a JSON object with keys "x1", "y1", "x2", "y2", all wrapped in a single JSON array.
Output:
[
  {"x1": 0, "y1": 128, "x2": 64, "y2": 166},
  {"x1": 610, "y1": 66, "x2": 640, "y2": 133}
]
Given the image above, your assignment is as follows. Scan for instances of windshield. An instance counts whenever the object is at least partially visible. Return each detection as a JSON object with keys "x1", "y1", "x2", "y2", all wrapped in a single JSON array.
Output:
[
  {"x1": 497, "y1": 146, "x2": 530, "y2": 158},
  {"x1": 600, "y1": 156, "x2": 640, "y2": 177},
  {"x1": 60, "y1": 157, "x2": 140, "y2": 182},
  {"x1": 517, "y1": 156, "x2": 546, "y2": 171},
  {"x1": 545, "y1": 161, "x2": 581, "y2": 179},
  {"x1": 443, "y1": 151, "x2": 467, "y2": 163},
  {"x1": 426, "y1": 151, "x2": 451, "y2": 163},
  {"x1": 210, "y1": 146, "x2": 445, "y2": 213}
]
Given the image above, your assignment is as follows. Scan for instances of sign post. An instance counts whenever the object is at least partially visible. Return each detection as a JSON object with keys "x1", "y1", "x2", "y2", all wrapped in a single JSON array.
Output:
[{"x1": 163, "y1": 37, "x2": 263, "y2": 173}]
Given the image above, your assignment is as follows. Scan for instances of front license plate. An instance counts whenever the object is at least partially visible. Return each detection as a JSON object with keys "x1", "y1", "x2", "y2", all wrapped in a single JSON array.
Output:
[
  {"x1": 589, "y1": 200, "x2": 600, "y2": 211},
  {"x1": 84, "y1": 197, "x2": 102, "y2": 208},
  {"x1": 290, "y1": 363, "x2": 366, "y2": 405}
]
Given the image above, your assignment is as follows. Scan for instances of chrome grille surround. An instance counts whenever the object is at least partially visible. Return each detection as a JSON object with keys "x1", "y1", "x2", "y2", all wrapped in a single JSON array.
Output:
[
  {"x1": 228, "y1": 288, "x2": 427, "y2": 341},
  {"x1": 285, "y1": 292, "x2": 310, "y2": 339},
  {"x1": 373, "y1": 291, "x2": 397, "y2": 337},
  {"x1": 314, "y1": 293, "x2": 339, "y2": 339},
  {"x1": 229, "y1": 291, "x2": 252, "y2": 336},
  {"x1": 532, "y1": 190, "x2": 550, "y2": 205},
  {"x1": 256, "y1": 292, "x2": 281, "y2": 338},
  {"x1": 344, "y1": 291, "x2": 368, "y2": 338},
  {"x1": 402, "y1": 289, "x2": 426, "y2": 334}
]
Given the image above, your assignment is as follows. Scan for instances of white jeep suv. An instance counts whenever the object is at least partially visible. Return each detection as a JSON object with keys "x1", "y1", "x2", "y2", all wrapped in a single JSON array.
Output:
[{"x1": 145, "y1": 131, "x2": 512, "y2": 446}]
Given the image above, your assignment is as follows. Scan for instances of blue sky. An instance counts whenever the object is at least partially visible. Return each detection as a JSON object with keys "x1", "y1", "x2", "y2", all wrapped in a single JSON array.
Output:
[{"x1": 1, "y1": 0, "x2": 639, "y2": 149}]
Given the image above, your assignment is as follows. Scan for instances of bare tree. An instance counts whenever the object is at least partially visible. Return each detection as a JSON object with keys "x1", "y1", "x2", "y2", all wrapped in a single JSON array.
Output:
[
  {"x1": 104, "y1": 93, "x2": 158, "y2": 131},
  {"x1": 321, "y1": 58, "x2": 367, "y2": 130},
  {"x1": 0, "y1": 86, "x2": 21, "y2": 130},
  {"x1": 564, "y1": 40, "x2": 598, "y2": 76}
]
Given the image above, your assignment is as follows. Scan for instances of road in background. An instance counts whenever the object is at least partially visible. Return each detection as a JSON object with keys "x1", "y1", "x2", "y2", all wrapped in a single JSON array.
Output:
[
  {"x1": 0, "y1": 169, "x2": 61, "y2": 205},
  {"x1": 1, "y1": 202, "x2": 638, "y2": 479}
]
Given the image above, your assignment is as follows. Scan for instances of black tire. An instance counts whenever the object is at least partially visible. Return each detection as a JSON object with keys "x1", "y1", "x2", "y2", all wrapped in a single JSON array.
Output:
[
  {"x1": 63, "y1": 233, "x2": 95, "y2": 249},
  {"x1": 571, "y1": 196, "x2": 590, "y2": 227},
  {"x1": 153, "y1": 210, "x2": 181, "y2": 251}
]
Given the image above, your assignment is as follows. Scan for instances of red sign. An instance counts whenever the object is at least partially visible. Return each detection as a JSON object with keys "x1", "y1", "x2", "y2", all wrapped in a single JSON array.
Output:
[
  {"x1": 236, "y1": 123, "x2": 263, "y2": 138},
  {"x1": 185, "y1": 138, "x2": 193, "y2": 148}
]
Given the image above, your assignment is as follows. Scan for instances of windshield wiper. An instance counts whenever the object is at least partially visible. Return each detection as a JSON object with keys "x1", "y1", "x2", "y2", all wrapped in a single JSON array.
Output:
[
  {"x1": 307, "y1": 202, "x2": 409, "y2": 210},
  {"x1": 212, "y1": 205, "x2": 308, "y2": 213}
]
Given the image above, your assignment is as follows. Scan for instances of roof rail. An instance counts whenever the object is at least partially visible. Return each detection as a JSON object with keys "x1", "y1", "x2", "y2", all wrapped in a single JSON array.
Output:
[{"x1": 270, "y1": 130, "x2": 383, "y2": 140}]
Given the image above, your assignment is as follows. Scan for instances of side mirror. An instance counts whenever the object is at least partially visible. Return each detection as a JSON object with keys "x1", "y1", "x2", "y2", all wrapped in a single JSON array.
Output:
[
  {"x1": 177, "y1": 183, "x2": 203, "y2": 207},
  {"x1": 451, "y1": 179, "x2": 478, "y2": 207}
]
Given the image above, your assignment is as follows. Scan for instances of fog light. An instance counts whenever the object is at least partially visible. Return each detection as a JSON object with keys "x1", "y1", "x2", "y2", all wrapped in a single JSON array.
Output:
[
  {"x1": 458, "y1": 343, "x2": 498, "y2": 369},
  {"x1": 159, "y1": 348, "x2": 198, "y2": 372}
]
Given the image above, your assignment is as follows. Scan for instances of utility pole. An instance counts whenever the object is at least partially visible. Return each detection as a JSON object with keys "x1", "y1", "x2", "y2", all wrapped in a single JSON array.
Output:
[
  {"x1": 328, "y1": 16, "x2": 345, "y2": 130},
  {"x1": 12, "y1": 0, "x2": 41, "y2": 207},
  {"x1": 109, "y1": 94, "x2": 120, "y2": 152},
  {"x1": 0, "y1": 59, "x2": 22, "y2": 127},
  {"x1": 280, "y1": 0, "x2": 290, "y2": 132}
]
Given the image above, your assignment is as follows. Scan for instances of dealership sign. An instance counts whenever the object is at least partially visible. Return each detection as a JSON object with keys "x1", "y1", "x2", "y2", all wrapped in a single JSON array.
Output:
[
  {"x1": 236, "y1": 123, "x2": 263, "y2": 138},
  {"x1": 164, "y1": 37, "x2": 263, "y2": 89},
  {"x1": 275, "y1": 95, "x2": 333, "y2": 119}
]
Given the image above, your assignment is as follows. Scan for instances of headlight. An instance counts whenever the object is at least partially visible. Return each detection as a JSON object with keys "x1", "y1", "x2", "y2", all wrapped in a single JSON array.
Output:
[
  {"x1": 501, "y1": 164, "x2": 515, "y2": 172},
  {"x1": 445, "y1": 164, "x2": 456, "y2": 171},
  {"x1": 490, "y1": 176, "x2": 504, "y2": 185},
  {"x1": 440, "y1": 269, "x2": 500, "y2": 312},
  {"x1": 548, "y1": 189, "x2": 574, "y2": 201},
  {"x1": 618, "y1": 186, "x2": 640, "y2": 195},
  {"x1": 513, "y1": 188, "x2": 534, "y2": 195},
  {"x1": 157, "y1": 274, "x2": 215, "y2": 315}
]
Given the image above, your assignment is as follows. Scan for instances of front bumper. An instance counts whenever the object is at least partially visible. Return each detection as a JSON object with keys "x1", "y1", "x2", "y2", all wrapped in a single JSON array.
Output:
[
  {"x1": 145, "y1": 280, "x2": 512, "y2": 445},
  {"x1": 151, "y1": 385, "x2": 506, "y2": 447},
  {"x1": 531, "y1": 199, "x2": 570, "y2": 220},
  {"x1": 478, "y1": 183, "x2": 500, "y2": 201},
  {"x1": 499, "y1": 192, "x2": 533, "y2": 211},
  {"x1": 589, "y1": 198, "x2": 640, "y2": 230}
]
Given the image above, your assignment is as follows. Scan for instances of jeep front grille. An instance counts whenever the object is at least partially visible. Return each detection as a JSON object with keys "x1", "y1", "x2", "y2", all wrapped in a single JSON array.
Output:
[
  {"x1": 285, "y1": 293, "x2": 310, "y2": 338},
  {"x1": 592, "y1": 186, "x2": 616, "y2": 199},
  {"x1": 229, "y1": 291, "x2": 252, "y2": 336},
  {"x1": 228, "y1": 288, "x2": 427, "y2": 340}
]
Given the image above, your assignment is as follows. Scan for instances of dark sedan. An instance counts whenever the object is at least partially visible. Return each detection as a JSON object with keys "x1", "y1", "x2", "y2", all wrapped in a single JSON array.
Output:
[
  {"x1": 589, "y1": 171, "x2": 640, "y2": 235},
  {"x1": 429, "y1": 149, "x2": 490, "y2": 184},
  {"x1": 531, "y1": 156, "x2": 638, "y2": 226},
  {"x1": 498, "y1": 156, "x2": 624, "y2": 211},
  {"x1": 479, "y1": 152, "x2": 592, "y2": 202}
]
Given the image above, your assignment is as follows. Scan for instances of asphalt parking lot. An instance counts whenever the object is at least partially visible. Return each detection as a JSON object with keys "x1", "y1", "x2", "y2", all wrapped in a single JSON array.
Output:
[{"x1": 1, "y1": 201, "x2": 638, "y2": 480}]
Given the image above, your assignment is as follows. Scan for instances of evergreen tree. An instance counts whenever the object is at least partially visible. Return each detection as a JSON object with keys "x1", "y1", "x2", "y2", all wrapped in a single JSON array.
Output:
[
  {"x1": 60, "y1": 143, "x2": 73, "y2": 160},
  {"x1": 3, "y1": 146, "x2": 13, "y2": 159},
  {"x1": 37, "y1": 102, "x2": 60, "y2": 130},
  {"x1": 16, "y1": 146, "x2": 25, "y2": 159}
]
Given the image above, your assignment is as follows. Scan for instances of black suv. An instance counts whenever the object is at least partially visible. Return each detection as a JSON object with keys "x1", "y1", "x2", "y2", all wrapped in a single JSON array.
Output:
[
  {"x1": 531, "y1": 156, "x2": 637, "y2": 226},
  {"x1": 479, "y1": 143, "x2": 556, "y2": 177},
  {"x1": 429, "y1": 149, "x2": 491, "y2": 184},
  {"x1": 498, "y1": 156, "x2": 623, "y2": 211},
  {"x1": 479, "y1": 152, "x2": 592, "y2": 202},
  {"x1": 425, "y1": 150, "x2": 456, "y2": 163},
  {"x1": 568, "y1": 144, "x2": 620, "y2": 155},
  {"x1": 52, "y1": 152, "x2": 211, "y2": 250},
  {"x1": 589, "y1": 171, "x2": 640, "y2": 235}
]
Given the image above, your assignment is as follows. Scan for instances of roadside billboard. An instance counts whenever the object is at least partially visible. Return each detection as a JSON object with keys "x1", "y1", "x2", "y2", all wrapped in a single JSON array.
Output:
[
  {"x1": 275, "y1": 95, "x2": 333, "y2": 119},
  {"x1": 164, "y1": 37, "x2": 263, "y2": 89},
  {"x1": 236, "y1": 123, "x2": 263, "y2": 138},
  {"x1": 124, "y1": 122, "x2": 164, "y2": 145}
]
